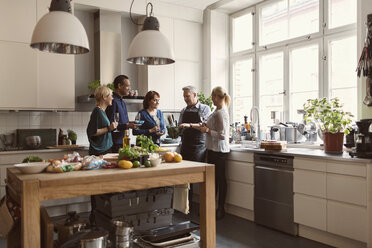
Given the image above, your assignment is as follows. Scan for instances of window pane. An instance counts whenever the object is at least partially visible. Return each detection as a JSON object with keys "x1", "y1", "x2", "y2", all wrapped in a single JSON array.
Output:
[
  {"x1": 260, "y1": 0, "x2": 288, "y2": 46},
  {"x1": 259, "y1": 0, "x2": 319, "y2": 46},
  {"x1": 331, "y1": 88, "x2": 357, "y2": 118},
  {"x1": 233, "y1": 13, "x2": 253, "y2": 53},
  {"x1": 289, "y1": 43, "x2": 319, "y2": 121},
  {"x1": 328, "y1": 0, "x2": 356, "y2": 29},
  {"x1": 289, "y1": 0, "x2": 319, "y2": 38},
  {"x1": 259, "y1": 52, "x2": 284, "y2": 129},
  {"x1": 233, "y1": 59, "x2": 253, "y2": 122},
  {"x1": 328, "y1": 36, "x2": 357, "y2": 89},
  {"x1": 328, "y1": 35, "x2": 357, "y2": 117}
]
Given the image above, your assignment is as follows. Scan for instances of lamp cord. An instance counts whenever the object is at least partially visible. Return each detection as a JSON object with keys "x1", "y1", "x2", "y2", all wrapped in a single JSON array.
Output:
[{"x1": 130, "y1": 0, "x2": 153, "y2": 26}]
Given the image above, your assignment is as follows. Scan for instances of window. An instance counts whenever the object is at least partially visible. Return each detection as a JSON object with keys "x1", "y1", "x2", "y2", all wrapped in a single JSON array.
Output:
[
  {"x1": 230, "y1": 0, "x2": 357, "y2": 131},
  {"x1": 259, "y1": 51, "x2": 284, "y2": 127},
  {"x1": 259, "y1": 0, "x2": 319, "y2": 46},
  {"x1": 327, "y1": 35, "x2": 357, "y2": 117},
  {"x1": 232, "y1": 58, "x2": 254, "y2": 122},
  {"x1": 289, "y1": 43, "x2": 319, "y2": 123},
  {"x1": 328, "y1": 0, "x2": 356, "y2": 29},
  {"x1": 232, "y1": 12, "x2": 253, "y2": 53}
]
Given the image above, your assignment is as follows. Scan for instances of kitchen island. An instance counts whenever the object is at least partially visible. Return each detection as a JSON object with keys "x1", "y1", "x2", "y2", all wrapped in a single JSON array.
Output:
[{"x1": 6, "y1": 160, "x2": 215, "y2": 248}]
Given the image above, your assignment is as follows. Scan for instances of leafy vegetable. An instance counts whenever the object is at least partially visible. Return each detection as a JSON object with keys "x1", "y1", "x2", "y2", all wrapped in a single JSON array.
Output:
[
  {"x1": 67, "y1": 129, "x2": 77, "y2": 141},
  {"x1": 22, "y1": 156, "x2": 43, "y2": 163},
  {"x1": 303, "y1": 97, "x2": 354, "y2": 135},
  {"x1": 167, "y1": 126, "x2": 182, "y2": 139},
  {"x1": 118, "y1": 146, "x2": 141, "y2": 161},
  {"x1": 136, "y1": 135, "x2": 158, "y2": 154},
  {"x1": 198, "y1": 92, "x2": 214, "y2": 112}
]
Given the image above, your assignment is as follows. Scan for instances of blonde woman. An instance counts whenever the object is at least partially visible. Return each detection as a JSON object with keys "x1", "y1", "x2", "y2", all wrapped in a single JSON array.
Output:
[
  {"x1": 87, "y1": 86, "x2": 118, "y2": 156},
  {"x1": 200, "y1": 86, "x2": 230, "y2": 220}
]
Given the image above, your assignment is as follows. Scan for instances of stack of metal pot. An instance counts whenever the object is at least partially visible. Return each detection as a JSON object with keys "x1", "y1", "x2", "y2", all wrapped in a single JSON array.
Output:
[{"x1": 112, "y1": 220, "x2": 134, "y2": 248}]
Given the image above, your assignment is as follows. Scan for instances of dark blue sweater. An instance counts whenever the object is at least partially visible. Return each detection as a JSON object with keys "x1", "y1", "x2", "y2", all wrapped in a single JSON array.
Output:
[{"x1": 132, "y1": 109, "x2": 166, "y2": 145}]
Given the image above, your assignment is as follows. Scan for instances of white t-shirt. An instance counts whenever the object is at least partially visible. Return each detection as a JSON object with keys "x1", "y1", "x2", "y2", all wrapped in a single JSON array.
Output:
[{"x1": 206, "y1": 107, "x2": 230, "y2": 153}]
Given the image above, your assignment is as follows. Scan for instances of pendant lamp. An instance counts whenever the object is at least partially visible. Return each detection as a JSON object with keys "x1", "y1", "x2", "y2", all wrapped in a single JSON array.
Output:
[
  {"x1": 30, "y1": 0, "x2": 89, "y2": 54},
  {"x1": 127, "y1": 1, "x2": 175, "y2": 65}
]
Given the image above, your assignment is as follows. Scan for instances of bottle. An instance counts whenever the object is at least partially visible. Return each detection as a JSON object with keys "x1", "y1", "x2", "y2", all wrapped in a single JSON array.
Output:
[{"x1": 123, "y1": 130, "x2": 130, "y2": 149}]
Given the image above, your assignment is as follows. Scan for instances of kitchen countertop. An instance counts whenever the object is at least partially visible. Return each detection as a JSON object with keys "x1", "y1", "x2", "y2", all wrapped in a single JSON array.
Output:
[
  {"x1": 230, "y1": 146, "x2": 372, "y2": 163},
  {"x1": 0, "y1": 146, "x2": 88, "y2": 155}
]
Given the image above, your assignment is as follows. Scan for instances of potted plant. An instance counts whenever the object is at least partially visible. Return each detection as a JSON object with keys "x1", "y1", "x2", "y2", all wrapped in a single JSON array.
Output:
[
  {"x1": 67, "y1": 129, "x2": 77, "y2": 145},
  {"x1": 198, "y1": 92, "x2": 215, "y2": 112},
  {"x1": 136, "y1": 135, "x2": 158, "y2": 163},
  {"x1": 303, "y1": 97, "x2": 353, "y2": 153},
  {"x1": 88, "y1": 80, "x2": 114, "y2": 97}
]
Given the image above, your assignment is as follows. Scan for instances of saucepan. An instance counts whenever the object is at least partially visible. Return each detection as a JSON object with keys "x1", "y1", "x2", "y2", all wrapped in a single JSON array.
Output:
[{"x1": 25, "y1": 136, "x2": 41, "y2": 149}]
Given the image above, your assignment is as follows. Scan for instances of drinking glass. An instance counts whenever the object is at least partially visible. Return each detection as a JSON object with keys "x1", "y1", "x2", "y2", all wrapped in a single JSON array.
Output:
[{"x1": 113, "y1": 113, "x2": 120, "y2": 132}]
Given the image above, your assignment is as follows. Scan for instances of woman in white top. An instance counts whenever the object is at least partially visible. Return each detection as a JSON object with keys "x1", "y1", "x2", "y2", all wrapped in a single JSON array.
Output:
[{"x1": 200, "y1": 86, "x2": 230, "y2": 220}]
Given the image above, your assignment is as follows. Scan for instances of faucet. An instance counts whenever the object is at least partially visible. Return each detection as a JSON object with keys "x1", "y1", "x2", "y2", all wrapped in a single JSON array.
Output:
[{"x1": 250, "y1": 106, "x2": 260, "y2": 141}]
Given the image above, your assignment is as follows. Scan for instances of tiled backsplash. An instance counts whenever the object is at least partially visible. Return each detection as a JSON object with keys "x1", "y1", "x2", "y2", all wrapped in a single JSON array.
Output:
[{"x1": 0, "y1": 111, "x2": 180, "y2": 148}]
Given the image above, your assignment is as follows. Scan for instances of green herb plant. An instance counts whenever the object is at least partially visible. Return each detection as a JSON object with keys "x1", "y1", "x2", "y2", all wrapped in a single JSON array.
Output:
[
  {"x1": 88, "y1": 79, "x2": 100, "y2": 91},
  {"x1": 136, "y1": 135, "x2": 158, "y2": 154},
  {"x1": 303, "y1": 97, "x2": 353, "y2": 135},
  {"x1": 67, "y1": 129, "x2": 77, "y2": 142},
  {"x1": 118, "y1": 146, "x2": 141, "y2": 161},
  {"x1": 198, "y1": 92, "x2": 215, "y2": 112}
]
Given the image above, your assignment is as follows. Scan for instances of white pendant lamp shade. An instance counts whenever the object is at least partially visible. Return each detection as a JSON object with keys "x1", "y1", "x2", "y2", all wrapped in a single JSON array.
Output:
[
  {"x1": 127, "y1": 30, "x2": 174, "y2": 65},
  {"x1": 31, "y1": 11, "x2": 89, "y2": 54}
]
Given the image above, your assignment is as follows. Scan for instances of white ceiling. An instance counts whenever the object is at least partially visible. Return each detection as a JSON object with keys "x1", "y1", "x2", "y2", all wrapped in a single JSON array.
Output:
[{"x1": 158, "y1": 0, "x2": 262, "y2": 13}]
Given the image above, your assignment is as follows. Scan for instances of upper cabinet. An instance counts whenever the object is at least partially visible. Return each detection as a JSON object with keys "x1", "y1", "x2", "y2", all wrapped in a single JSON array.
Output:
[
  {"x1": 0, "y1": 0, "x2": 36, "y2": 43},
  {"x1": 0, "y1": 0, "x2": 75, "y2": 110}
]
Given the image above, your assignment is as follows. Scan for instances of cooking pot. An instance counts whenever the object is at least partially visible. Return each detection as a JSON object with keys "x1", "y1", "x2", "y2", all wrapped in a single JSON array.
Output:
[
  {"x1": 80, "y1": 230, "x2": 108, "y2": 248},
  {"x1": 285, "y1": 127, "x2": 303, "y2": 143},
  {"x1": 56, "y1": 211, "x2": 89, "y2": 244},
  {"x1": 25, "y1": 135, "x2": 41, "y2": 149}
]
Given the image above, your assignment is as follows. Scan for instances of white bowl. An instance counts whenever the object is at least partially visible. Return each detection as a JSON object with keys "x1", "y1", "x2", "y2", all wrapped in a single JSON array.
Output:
[
  {"x1": 150, "y1": 158, "x2": 162, "y2": 167},
  {"x1": 14, "y1": 162, "x2": 49, "y2": 174}
]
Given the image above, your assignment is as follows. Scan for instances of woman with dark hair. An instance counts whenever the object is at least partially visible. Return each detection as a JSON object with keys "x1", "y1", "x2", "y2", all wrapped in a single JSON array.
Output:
[{"x1": 133, "y1": 91, "x2": 166, "y2": 145}]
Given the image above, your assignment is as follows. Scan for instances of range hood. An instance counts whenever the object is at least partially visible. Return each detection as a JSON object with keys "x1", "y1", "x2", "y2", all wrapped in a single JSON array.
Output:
[{"x1": 76, "y1": 10, "x2": 141, "y2": 112}]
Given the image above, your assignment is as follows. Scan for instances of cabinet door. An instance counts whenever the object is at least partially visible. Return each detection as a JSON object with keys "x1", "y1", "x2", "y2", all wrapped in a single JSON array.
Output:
[
  {"x1": 327, "y1": 174, "x2": 367, "y2": 206},
  {"x1": 0, "y1": 0, "x2": 36, "y2": 43},
  {"x1": 294, "y1": 194, "x2": 326, "y2": 231},
  {"x1": 294, "y1": 169, "x2": 326, "y2": 197},
  {"x1": 226, "y1": 181, "x2": 254, "y2": 210},
  {"x1": 294, "y1": 158, "x2": 326, "y2": 172},
  {"x1": 0, "y1": 41, "x2": 38, "y2": 110},
  {"x1": 327, "y1": 200, "x2": 367, "y2": 242},
  {"x1": 226, "y1": 160, "x2": 254, "y2": 184},
  {"x1": 37, "y1": 53, "x2": 75, "y2": 110}
]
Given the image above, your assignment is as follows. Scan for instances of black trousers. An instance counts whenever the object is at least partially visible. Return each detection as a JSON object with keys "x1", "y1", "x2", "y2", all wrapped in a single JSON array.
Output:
[{"x1": 207, "y1": 150, "x2": 229, "y2": 209}]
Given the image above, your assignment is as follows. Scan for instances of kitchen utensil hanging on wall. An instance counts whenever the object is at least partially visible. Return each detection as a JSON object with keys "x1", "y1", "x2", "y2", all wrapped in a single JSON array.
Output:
[{"x1": 359, "y1": 14, "x2": 372, "y2": 106}]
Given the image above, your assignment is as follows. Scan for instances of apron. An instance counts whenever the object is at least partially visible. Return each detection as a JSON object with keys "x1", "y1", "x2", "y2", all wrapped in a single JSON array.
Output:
[{"x1": 180, "y1": 107, "x2": 206, "y2": 162}]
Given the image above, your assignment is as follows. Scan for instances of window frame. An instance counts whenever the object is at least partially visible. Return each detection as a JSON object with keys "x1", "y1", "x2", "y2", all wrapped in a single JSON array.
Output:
[{"x1": 229, "y1": 0, "x2": 358, "y2": 125}]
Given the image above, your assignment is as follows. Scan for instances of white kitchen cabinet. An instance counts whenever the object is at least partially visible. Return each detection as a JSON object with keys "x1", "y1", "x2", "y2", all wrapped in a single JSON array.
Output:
[
  {"x1": 0, "y1": 0, "x2": 36, "y2": 43},
  {"x1": 0, "y1": 41, "x2": 38, "y2": 110},
  {"x1": 294, "y1": 169, "x2": 326, "y2": 198},
  {"x1": 326, "y1": 173, "x2": 367, "y2": 206},
  {"x1": 294, "y1": 158, "x2": 326, "y2": 171},
  {"x1": 227, "y1": 181, "x2": 254, "y2": 210},
  {"x1": 37, "y1": 53, "x2": 75, "y2": 110},
  {"x1": 327, "y1": 200, "x2": 367, "y2": 242},
  {"x1": 226, "y1": 151, "x2": 255, "y2": 217},
  {"x1": 174, "y1": 20, "x2": 202, "y2": 62},
  {"x1": 294, "y1": 194, "x2": 326, "y2": 231}
]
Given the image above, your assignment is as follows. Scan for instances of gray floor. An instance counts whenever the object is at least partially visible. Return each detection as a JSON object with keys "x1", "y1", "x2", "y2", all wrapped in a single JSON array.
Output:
[{"x1": 1, "y1": 212, "x2": 333, "y2": 248}]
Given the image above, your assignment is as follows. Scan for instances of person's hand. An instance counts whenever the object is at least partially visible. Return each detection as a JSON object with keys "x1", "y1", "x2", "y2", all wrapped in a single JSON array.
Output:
[
  {"x1": 200, "y1": 126, "x2": 208, "y2": 133},
  {"x1": 110, "y1": 122, "x2": 118, "y2": 131},
  {"x1": 156, "y1": 131, "x2": 164, "y2": 136},
  {"x1": 150, "y1": 126, "x2": 160, "y2": 133},
  {"x1": 201, "y1": 122, "x2": 207, "y2": 127},
  {"x1": 127, "y1": 121, "x2": 140, "y2": 129},
  {"x1": 179, "y1": 123, "x2": 189, "y2": 129}
]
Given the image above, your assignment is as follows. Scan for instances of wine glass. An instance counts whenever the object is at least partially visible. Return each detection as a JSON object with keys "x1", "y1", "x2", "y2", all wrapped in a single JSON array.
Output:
[{"x1": 113, "y1": 112, "x2": 120, "y2": 132}]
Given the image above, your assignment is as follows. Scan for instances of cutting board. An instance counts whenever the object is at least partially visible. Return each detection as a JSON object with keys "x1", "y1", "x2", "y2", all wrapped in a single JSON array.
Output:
[{"x1": 46, "y1": 145, "x2": 85, "y2": 149}]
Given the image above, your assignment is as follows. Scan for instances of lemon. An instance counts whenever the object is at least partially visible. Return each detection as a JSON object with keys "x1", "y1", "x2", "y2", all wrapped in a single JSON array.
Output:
[
  {"x1": 118, "y1": 160, "x2": 133, "y2": 169},
  {"x1": 174, "y1": 154, "x2": 182, "y2": 163}
]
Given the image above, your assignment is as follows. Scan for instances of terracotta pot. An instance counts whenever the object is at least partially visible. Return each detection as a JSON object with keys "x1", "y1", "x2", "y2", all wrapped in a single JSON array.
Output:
[{"x1": 323, "y1": 132, "x2": 344, "y2": 154}]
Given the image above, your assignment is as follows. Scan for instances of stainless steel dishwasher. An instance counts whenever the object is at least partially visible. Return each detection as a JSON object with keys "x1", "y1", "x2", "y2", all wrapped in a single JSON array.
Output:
[{"x1": 254, "y1": 153, "x2": 298, "y2": 235}]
